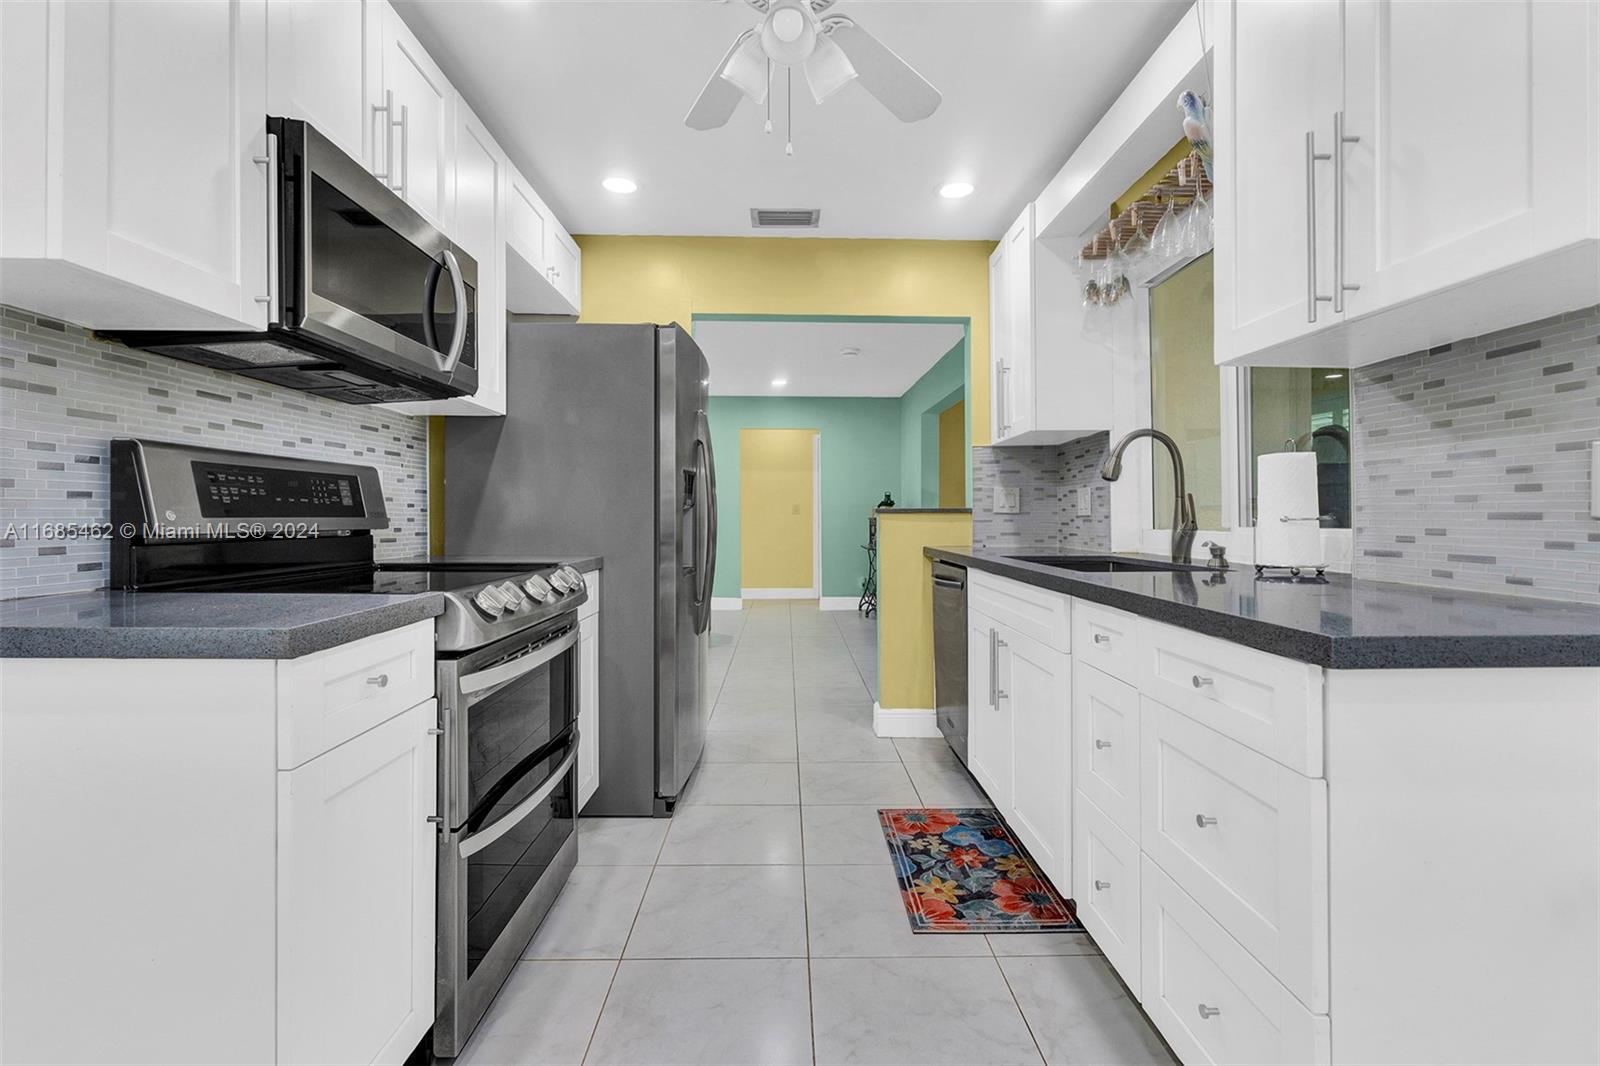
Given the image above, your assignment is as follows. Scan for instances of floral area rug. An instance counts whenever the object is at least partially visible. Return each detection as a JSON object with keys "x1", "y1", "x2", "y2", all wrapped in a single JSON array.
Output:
[{"x1": 878, "y1": 808, "x2": 1082, "y2": 933}]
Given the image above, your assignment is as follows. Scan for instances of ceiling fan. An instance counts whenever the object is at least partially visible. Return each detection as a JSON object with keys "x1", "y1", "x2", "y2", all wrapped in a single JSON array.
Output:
[{"x1": 685, "y1": 0, "x2": 941, "y2": 135}]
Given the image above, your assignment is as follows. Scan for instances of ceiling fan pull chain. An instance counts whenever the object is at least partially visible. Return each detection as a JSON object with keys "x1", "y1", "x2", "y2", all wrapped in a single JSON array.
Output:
[
  {"x1": 786, "y1": 67, "x2": 794, "y2": 156},
  {"x1": 764, "y1": 60, "x2": 773, "y2": 134}
]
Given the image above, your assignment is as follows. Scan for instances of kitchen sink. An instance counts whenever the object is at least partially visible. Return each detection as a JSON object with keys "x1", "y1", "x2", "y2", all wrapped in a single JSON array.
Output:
[{"x1": 1006, "y1": 554, "x2": 1209, "y2": 573}]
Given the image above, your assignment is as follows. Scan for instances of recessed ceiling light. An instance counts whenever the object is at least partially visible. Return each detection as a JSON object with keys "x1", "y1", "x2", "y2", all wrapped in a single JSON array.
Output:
[
  {"x1": 602, "y1": 176, "x2": 638, "y2": 194},
  {"x1": 840, "y1": 346, "x2": 860, "y2": 359},
  {"x1": 939, "y1": 181, "x2": 974, "y2": 199},
  {"x1": 771, "y1": 377, "x2": 789, "y2": 388},
  {"x1": 1324, "y1": 371, "x2": 1345, "y2": 380}
]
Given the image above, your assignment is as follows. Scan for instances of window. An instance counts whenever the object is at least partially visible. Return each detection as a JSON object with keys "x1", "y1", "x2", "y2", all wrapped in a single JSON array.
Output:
[
  {"x1": 1148, "y1": 253, "x2": 1222, "y2": 529},
  {"x1": 1246, "y1": 368, "x2": 1352, "y2": 527}
]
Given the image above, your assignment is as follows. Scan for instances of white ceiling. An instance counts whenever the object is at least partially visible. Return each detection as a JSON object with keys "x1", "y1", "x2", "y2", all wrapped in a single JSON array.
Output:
[
  {"x1": 693, "y1": 318, "x2": 966, "y2": 396},
  {"x1": 391, "y1": 0, "x2": 1190, "y2": 240}
]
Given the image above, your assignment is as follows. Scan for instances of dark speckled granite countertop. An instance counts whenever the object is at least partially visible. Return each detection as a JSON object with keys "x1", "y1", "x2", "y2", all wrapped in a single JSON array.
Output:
[{"x1": 927, "y1": 546, "x2": 1600, "y2": 669}]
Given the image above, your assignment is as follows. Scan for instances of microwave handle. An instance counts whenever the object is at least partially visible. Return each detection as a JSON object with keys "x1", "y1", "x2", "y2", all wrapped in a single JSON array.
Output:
[{"x1": 436, "y1": 249, "x2": 469, "y2": 374}]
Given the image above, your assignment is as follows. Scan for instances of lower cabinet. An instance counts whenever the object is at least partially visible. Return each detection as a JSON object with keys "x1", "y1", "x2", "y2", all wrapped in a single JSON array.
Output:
[
  {"x1": 1073, "y1": 792, "x2": 1141, "y2": 987},
  {"x1": 277, "y1": 698, "x2": 439, "y2": 1065},
  {"x1": 1001, "y1": 626, "x2": 1071, "y2": 887},
  {"x1": 576, "y1": 569, "x2": 601, "y2": 811},
  {"x1": 967, "y1": 609, "x2": 1014, "y2": 813}
]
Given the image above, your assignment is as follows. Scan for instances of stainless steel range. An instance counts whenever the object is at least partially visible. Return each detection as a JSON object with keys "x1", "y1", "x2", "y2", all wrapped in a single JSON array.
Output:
[{"x1": 108, "y1": 438, "x2": 586, "y2": 1058}]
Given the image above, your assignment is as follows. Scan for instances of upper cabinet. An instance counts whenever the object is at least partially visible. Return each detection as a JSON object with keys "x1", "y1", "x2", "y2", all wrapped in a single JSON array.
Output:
[
  {"x1": 506, "y1": 168, "x2": 583, "y2": 317},
  {"x1": 376, "y1": 2, "x2": 454, "y2": 233},
  {"x1": 989, "y1": 203, "x2": 1113, "y2": 447},
  {"x1": 0, "y1": 0, "x2": 270, "y2": 331},
  {"x1": 1215, "y1": 0, "x2": 1600, "y2": 368},
  {"x1": 265, "y1": 0, "x2": 382, "y2": 169}
]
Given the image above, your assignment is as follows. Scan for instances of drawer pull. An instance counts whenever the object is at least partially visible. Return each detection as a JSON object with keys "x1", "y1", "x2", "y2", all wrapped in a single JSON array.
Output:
[
  {"x1": 425, "y1": 727, "x2": 444, "y2": 736},
  {"x1": 1195, "y1": 814, "x2": 1219, "y2": 828},
  {"x1": 1094, "y1": 879, "x2": 1111, "y2": 891},
  {"x1": 1191, "y1": 674, "x2": 1214, "y2": 688},
  {"x1": 426, "y1": 815, "x2": 444, "y2": 825},
  {"x1": 1093, "y1": 633, "x2": 1111, "y2": 645},
  {"x1": 1197, "y1": 1004, "x2": 1222, "y2": 1020},
  {"x1": 1094, "y1": 739, "x2": 1112, "y2": 750},
  {"x1": 366, "y1": 674, "x2": 390, "y2": 688}
]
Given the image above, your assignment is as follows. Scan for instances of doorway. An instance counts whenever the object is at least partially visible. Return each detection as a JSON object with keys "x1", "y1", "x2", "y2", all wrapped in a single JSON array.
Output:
[{"x1": 738, "y1": 428, "x2": 821, "y2": 599}]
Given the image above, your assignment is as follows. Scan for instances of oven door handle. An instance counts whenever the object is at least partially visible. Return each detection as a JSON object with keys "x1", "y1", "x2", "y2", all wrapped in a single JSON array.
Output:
[
  {"x1": 459, "y1": 734, "x2": 578, "y2": 859},
  {"x1": 459, "y1": 627, "x2": 577, "y2": 696}
]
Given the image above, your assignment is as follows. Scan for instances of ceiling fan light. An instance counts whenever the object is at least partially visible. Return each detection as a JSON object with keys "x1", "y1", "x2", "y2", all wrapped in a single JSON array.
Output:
[
  {"x1": 720, "y1": 32, "x2": 769, "y2": 103},
  {"x1": 805, "y1": 34, "x2": 857, "y2": 103},
  {"x1": 760, "y1": 3, "x2": 816, "y2": 65}
]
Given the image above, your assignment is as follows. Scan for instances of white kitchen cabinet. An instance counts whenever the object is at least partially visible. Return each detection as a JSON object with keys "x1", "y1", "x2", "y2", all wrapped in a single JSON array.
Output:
[
  {"x1": 988, "y1": 202, "x2": 1113, "y2": 446},
  {"x1": 966, "y1": 611, "x2": 1013, "y2": 813},
  {"x1": 386, "y1": 101, "x2": 508, "y2": 417},
  {"x1": 0, "y1": 0, "x2": 270, "y2": 331},
  {"x1": 265, "y1": 0, "x2": 382, "y2": 168},
  {"x1": 577, "y1": 569, "x2": 602, "y2": 811},
  {"x1": 377, "y1": 0, "x2": 454, "y2": 231},
  {"x1": 1214, "y1": 0, "x2": 1600, "y2": 369},
  {"x1": 277, "y1": 698, "x2": 438, "y2": 1065},
  {"x1": 505, "y1": 166, "x2": 583, "y2": 317},
  {"x1": 1073, "y1": 659, "x2": 1139, "y2": 837},
  {"x1": 1000, "y1": 625, "x2": 1072, "y2": 887}
]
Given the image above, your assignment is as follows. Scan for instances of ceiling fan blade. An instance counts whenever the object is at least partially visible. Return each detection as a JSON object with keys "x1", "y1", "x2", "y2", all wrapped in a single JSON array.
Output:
[
  {"x1": 685, "y1": 30, "x2": 756, "y2": 130},
  {"x1": 821, "y1": 16, "x2": 940, "y2": 122}
]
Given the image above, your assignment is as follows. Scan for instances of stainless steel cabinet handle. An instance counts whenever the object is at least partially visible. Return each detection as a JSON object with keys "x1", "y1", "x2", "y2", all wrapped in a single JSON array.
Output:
[
  {"x1": 1094, "y1": 739, "x2": 1112, "y2": 750},
  {"x1": 998, "y1": 362, "x2": 1011, "y2": 437},
  {"x1": 1191, "y1": 674, "x2": 1213, "y2": 688},
  {"x1": 367, "y1": 674, "x2": 390, "y2": 688},
  {"x1": 1196, "y1": 814, "x2": 1218, "y2": 828},
  {"x1": 1092, "y1": 633, "x2": 1111, "y2": 645},
  {"x1": 1094, "y1": 879, "x2": 1111, "y2": 891},
  {"x1": 1333, "y1": 110, "x2": 1362, "y2": 313},
  {"x1": 372, "y1": 89, "x2": 395, "y2": 183},
  {"x1": 425, "y1": 727, "x2": 444, "y2": 736},
  {"x1": 988, "y1": 628, "x2": 998, "y2": 706},
  {"x1": 426, "y1": 815, "x2": 444, "y2": 825},
  {"x1": 994, "y1": 636, "x2": 1008, "y2": 700},
  {"x1": 1305, "y1": 130, "x2": 1332, "y2": 322},
  {"x1": 1197, "y1": 1004, "x2": 1221, "y2": 1020},
  {"x1": 395, "y1": 103, "x2": 409, "y2": 196}
]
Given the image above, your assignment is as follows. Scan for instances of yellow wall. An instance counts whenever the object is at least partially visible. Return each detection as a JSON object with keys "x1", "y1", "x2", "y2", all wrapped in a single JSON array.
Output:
[
  {"x1": 575, "y1": 236, "x2": 995, "y2": 445},
  {"x1": 739, "y1": 428, "x2": 816, "y2": 591},
  {"x1": 937, "y1": 401, "x2": 965, "y2": 508},
  {"x1": 876, "y1": 511, "x2": 973, "y2": 709}
]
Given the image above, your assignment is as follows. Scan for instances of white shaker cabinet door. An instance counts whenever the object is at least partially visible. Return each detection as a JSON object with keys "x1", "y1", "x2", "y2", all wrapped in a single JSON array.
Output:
[
  {"x1": 966, "y1": 612, "x2": 1012, "y2": 812},
  {"x1": 1002, "y1": 627, "x2": 1071, "y2": 888},
  {"x1": 277, "y1": 699, "x2": 438, "y2": 1066},
  {"x1": 1213, "y1": 0, "x2": 1343, "y2": 364},
  {"x1": 379, "y1": 1, "x2": 454, "y2": 231},
  {"x1": 1342, "y1": 0, "x2": 1599, "y2": 316},
  {"x1": 265, "y1": 0, "x2": 381, "y2": 168}
]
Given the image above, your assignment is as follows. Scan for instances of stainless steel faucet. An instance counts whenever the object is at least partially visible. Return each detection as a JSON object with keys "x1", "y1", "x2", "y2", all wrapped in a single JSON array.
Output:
[{"x1": 1100, "y1": 428, "x2": 1198, "y2": 565}]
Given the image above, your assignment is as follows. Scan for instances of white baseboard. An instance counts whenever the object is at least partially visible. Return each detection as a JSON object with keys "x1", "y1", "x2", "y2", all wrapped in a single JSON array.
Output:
[
  {"x1": 873, "y1": 703, "x2": 941, "y2": 738},
  {"x1": 818, "y1": 596, "x2": 860, "y2": 611},
  {"x1": 711, "y1": 597, "x2": 744, "y2": 611},
  {"x1": 740, "y1": 587, "x2": 818, "y2": 600}
]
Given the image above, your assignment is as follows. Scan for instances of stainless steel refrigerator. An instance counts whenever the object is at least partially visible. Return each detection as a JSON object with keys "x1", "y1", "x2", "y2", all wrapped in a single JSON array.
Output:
[{"x1": 445, "y1": 323, "x2": 716, "y2": 815}]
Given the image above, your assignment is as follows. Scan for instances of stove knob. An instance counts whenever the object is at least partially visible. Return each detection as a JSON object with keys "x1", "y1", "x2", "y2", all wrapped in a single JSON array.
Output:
[
  {"x1": 497, "y1": 581, "x2": 525, "y2": 609},
  {"x1": 560, "y1": 566, "x2": 586, "y2": 592},
  {"x1": 473, "y1": 587, "x2": 506, "y2": 615},
  {"x1": 549, "y1": 570, "x2": 572, "y2": 594},
  {"x1": 523, "y1": 575, "x2": 555, "y2": 602}
]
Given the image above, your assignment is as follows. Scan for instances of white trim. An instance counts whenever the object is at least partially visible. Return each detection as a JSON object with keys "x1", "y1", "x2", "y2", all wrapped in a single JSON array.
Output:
[
  {"x1": 711, "y1": 597, "x2": 744, "y2": 611},
  {"x1": 819, "y1": 596, "x2": 859, "y2": 611},
  {"x1": 872, "y1": 703, "x2": 941, "y2": 738},
  {"x1": 740, "y1": 588, "x2": 818, "y2": 600}
]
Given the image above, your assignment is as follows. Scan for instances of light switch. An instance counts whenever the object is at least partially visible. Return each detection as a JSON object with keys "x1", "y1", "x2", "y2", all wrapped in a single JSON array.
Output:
[
  {"x1": 992, "y1": 486, "x2": 1020, "y2": 515},
  {"x1": 1076, "y1": 486, "x2": 1092, "y2": 517}
]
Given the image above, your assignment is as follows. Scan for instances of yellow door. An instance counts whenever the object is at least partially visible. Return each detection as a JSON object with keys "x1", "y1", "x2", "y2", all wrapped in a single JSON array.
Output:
[
  {"x1": 938, "y1": 400, "x2": 965, "y2": 508},
  {"x1": 739, "y1": 428, "x2": 816, "y2": 593}
]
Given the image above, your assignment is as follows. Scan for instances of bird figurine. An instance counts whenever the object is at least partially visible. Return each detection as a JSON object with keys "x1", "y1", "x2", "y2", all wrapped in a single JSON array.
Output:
[{"x1": 1178, "y1": 90, "x2": 1213, "y2": 182}]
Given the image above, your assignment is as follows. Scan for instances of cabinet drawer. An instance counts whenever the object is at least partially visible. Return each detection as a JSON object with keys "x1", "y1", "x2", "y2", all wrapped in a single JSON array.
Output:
[
  {"x1": 1141, "y1": 699, "x2": 1328, "y2": 1012},
  {"x1": 1073, "y1": 792, "x2": 1140, "y2": 993},
  {"x1": 579, "y1": 569, "x2": 600, "y2": 621},
  {"x1": 1136, "y1": 618, "x2": 1323, "y2": 775},
  {"x1": 1141, "y1": 858, "x2": 1330, "y2": 1066},
  {"x1": 1072, "y1": 660, "x2": 1139, "y2": 837},
  {"x1": 1071, "y1": 599, "x2": 1137, "y2": 684},
  {"x1": 969, "y1": 569, "x2": 1070, "y2": 652},
  {"x1": 277, "y1": 621, "x2": 435, "y2": 769}
]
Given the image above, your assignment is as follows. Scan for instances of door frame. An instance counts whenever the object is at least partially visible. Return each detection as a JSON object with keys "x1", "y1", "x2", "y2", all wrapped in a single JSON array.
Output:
[{"x1": 738, "y1": 427, "x2": 823, "y2": 600}]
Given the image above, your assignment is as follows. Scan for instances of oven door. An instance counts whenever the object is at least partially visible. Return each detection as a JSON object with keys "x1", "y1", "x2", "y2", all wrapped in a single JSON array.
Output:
[
  {"x1": 283, "y1": 119, "x2": 478, "y2": 396},
  {"x1": 435, "y1": 617, "x2": 580, "y2": 1055}
]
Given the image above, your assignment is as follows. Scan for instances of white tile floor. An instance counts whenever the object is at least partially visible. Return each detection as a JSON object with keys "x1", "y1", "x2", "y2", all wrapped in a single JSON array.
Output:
[{"x1": 454, "y1": 601, "x2": 1175, "y2": 1066}]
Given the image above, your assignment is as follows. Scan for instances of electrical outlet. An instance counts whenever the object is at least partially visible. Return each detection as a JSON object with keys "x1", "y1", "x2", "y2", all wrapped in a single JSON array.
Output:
[
  {"x1": 1076, "y1": 486, "x2": 1092, "y2": 517},
  {"x1": 992, "y1": 485, "x2": 1020, "y2": 515}
]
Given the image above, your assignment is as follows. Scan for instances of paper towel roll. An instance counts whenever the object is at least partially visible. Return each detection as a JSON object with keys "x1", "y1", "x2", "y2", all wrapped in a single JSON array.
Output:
[{"x1": 1255, "y1": 451, "x2": 1324, "y2": 569}]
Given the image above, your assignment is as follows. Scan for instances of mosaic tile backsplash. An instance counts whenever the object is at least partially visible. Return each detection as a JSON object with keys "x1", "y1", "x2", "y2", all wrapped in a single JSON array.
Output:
[
  {"x1": 1352, "y1": 304, "x2": 1600, "y2": 605},
  {"x1": 0, "y1": 306, "x2": 429, "y2": 599},
  {"x1": 971, "y1": 433, "x2": 1113, "y2": 552}
]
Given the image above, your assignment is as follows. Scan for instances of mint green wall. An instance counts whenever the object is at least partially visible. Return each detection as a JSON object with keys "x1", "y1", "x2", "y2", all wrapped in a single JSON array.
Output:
[
  {"x1": 708, "y1": 396, "x2": 902, "y2": 599},
  {"x1": 898, "y1": 340, "x2": 968, "y2": 507}
]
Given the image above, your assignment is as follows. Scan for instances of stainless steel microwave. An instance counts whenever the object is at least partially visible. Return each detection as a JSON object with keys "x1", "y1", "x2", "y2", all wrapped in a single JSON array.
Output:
[{"x1": 106, "y1": 118, "x2": 477, "y2": 405}]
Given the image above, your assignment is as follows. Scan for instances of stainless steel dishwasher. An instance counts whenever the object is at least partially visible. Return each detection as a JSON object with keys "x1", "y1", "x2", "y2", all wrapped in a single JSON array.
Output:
[{"x1": 931, "y1": 559, "x2": 968, "y2": 766}]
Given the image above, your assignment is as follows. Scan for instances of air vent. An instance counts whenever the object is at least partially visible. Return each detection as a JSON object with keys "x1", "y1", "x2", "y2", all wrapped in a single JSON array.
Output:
[{"x1": 750, "y1": 208, "x2": 821, "y2": 229}]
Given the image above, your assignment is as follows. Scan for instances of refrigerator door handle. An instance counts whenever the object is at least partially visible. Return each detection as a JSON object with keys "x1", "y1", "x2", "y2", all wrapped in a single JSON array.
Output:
[{"x1": 693, "y1": 410, "x2": 717, "y2": 635}]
